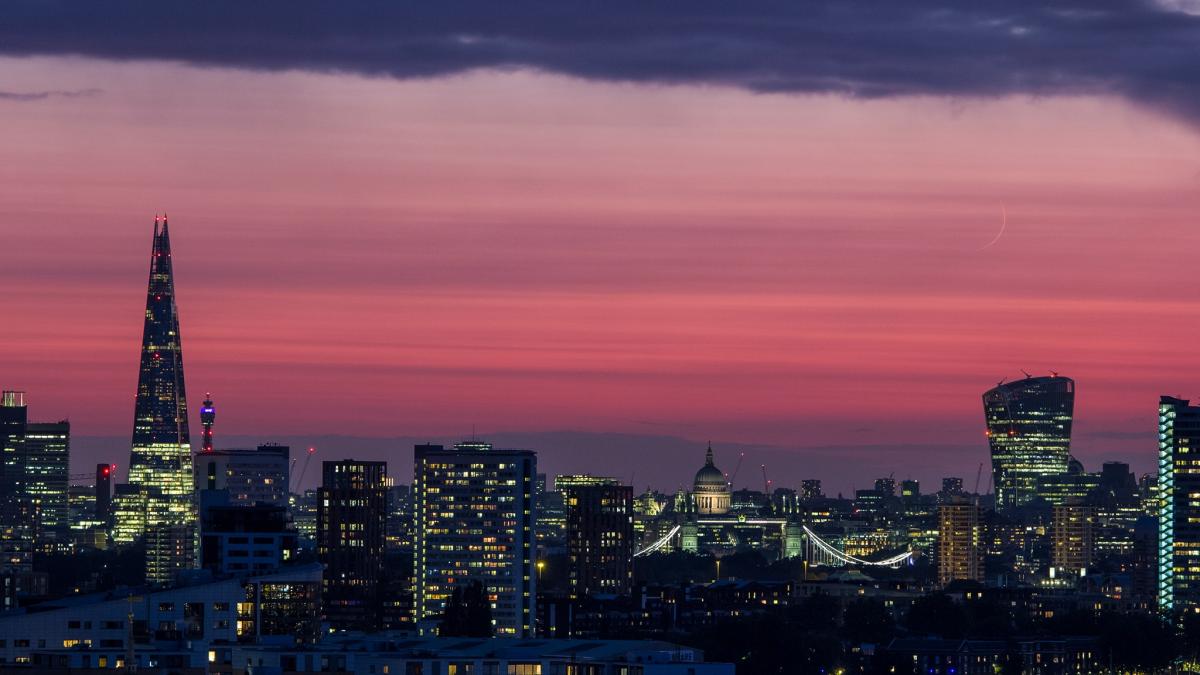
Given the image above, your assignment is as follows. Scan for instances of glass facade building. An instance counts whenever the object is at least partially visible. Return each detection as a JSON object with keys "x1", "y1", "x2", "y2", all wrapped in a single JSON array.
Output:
[
  {"x1": 1157, "y1": 396, "x2": 1200, "y2": 612},
  {"x1": 24, "y1": 420, "x2": 70, "y2": 548},
  {"x1": 414, "y1": 442, "x2": 536, "y2": 637},
  {"x1": 983, "y1": 375, "x2": 1075, "y2": 512},
  {"x1": 115, "y1": 217, "x2": 195, "y2": 550}
]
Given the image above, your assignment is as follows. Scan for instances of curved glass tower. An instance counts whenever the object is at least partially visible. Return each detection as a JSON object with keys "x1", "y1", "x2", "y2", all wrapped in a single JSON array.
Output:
[{"x1": 983, "y1": 375, "x2": 1074, "y2": 513}]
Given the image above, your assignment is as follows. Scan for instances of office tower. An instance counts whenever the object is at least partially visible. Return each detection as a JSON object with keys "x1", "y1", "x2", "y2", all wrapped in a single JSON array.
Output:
[
  {"x1": 414, "y1": 442, "x2": 536, "y2": 637},
  {"x1": 0, "y1": 391, "x2": 30, "y2": 573},
  {"x1": 800, "y1": 479, "x2": 823, "y2": 501},
  {"x1": 67, "y1": 484, "x2": 108, "y2": 551},
  {"x1": 983, "y1": 375, "x2": 1074, "y2": 512},
  {"x1": 937, "y1": 499, "x2": 983, "y2": 586},
  {"x1": 874, "y1": 477, "x2": 896, "y2": 497},
  {"x1": 854, "y1": 489, "x2": 884, "y2": 519},
  {"x1": 23, "y1": 420, "x2": 70, "y2": 548},
  {"x1": 1157, "y1": 396, "x2": 1200, "y2": 612},
  {"x1": 200, "y1": 504, "x2": 297, "y2": 575},
  {"x1": 1036, "y1": 472, "x2": 1100, "y2": 506},
  {"x1": 1051, "y1": 503, "x2": 1095, "y2": 576},
  {"x1": 1094, "y1": 462, "x2": 1141, "y2": 558},
  {"x1": 195, "y1": 445, "x2": 290, "y2": 507},
  {"x1": 200, "y1": 394, "x2": 215, "y2": 454},
  {"x1": 95, "y1": 463, "x2": 112, "y2": 524},
  {"x1": 901, "y1": 480, "x2": 920, "y2": 502},
  {"x1": 562, "y1": 480, "x2": 633, "y2": 598},
  {"x1": 535, "y1": 474, "x2": 566, "y2": 548},
  {"x1": 318, "y1": 460, "x2": 387, "y2": 631},
  {"x1": 115, "y1": 216, "x2": 195, "y2": 553},
  {"x1": 386, "y1": 483, "x2": 413, "y2": 550}
]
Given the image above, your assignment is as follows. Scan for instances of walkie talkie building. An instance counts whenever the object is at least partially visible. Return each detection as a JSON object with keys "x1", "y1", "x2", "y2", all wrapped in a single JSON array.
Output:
[{"x1": 983, "y1": 375, "x2": 1074, "y2": 513}]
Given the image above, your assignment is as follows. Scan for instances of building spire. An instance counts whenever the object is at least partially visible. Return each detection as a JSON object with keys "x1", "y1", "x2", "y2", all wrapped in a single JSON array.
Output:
[
  {"x1": 117, "y1": 214, "x2": 193, "y2": 539},
  {"x1": 705, "y1": 442, "x2": 714, "y2": 466}
]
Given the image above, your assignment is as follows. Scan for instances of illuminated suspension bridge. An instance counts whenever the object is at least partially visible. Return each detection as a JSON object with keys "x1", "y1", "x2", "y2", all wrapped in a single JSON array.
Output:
[
  {"x1": 633, "y1": 523, "x2": 912, "y2": 568},
  {"x1": 801, "y1": 526, "x2": 913, "y2": 568}
]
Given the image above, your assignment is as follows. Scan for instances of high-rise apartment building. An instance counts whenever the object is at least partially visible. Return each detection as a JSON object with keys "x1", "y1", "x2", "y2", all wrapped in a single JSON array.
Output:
[
  {"x1": 318, "y1": 460, "x2": 387, "y2": 631},
  {"x1": 414, "y1": 442, "x2": 536, "y2": 637},
  {"x1": 563, "y1": 480, "x2": 634, "y2": 598},
  {"x1": 1052, "y1": 503, "x2": 1095, "y2": 576},
  {"x1": 114, "y1": 217, "x2": 196, "y2": 562},
  {"x1": 983, "y1": 375, "x2": 1074, "y2": 512},
  {"x1": 1157, "y1": 396, "x2": 1200, "y2": 612},
  {"x1": 937, "y1": 499, "x2": 983, "y2": 587}
]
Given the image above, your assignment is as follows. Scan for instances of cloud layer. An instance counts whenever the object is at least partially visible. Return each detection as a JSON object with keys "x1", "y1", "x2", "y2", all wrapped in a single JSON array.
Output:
[
  {"x1": 0, "y1": 88, "x2": 100, "y2": 101},
  {"x1": 3, "y1": 1, "x2": 1200, "y2": 121}
]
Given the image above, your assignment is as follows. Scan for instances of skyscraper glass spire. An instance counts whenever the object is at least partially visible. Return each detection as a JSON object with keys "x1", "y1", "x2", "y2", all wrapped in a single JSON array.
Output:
[{"x1": 114, "y1": 216, "x2": 195, "y2": 552}]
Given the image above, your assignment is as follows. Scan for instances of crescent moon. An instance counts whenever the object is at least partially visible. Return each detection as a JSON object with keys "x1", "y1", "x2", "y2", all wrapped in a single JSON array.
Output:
[{"x1": 977, "y1": 204, "x2": 1007, "y2": 251}]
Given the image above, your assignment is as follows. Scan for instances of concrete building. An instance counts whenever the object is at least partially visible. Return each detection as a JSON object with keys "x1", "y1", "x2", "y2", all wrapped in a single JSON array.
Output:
[
  {"x1": 0, "y1": 564, "x2": 321, "y2": 670},
  {"x1": 318, "y1": 460, "x2": 387, "y2": 631},
  {"x1": 1051, "y1": 503, "x2": 1095, "y2": 577},
  {"x1": 194, "y1": 445, "x2": 290, "y2": 508},
  {"x1": 414, "y1": 441, "x2": 537, "y2": 637},
  {"x1": 563, "y1": 480, "x2": 634, "y2": 598},
  {"x1": 938, "y1": 500, "x2": 983, "y2": 586}
]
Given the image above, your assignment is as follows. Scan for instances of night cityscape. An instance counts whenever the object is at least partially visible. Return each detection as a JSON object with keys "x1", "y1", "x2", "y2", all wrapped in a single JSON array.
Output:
[{"x1": 4, "y1": 3, "x2": 1200, "y2": 675}]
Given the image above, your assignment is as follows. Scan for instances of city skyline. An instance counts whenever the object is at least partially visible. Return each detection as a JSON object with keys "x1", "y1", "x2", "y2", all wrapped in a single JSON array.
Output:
[{"x1": 4, "y1": 4, "x2": 1200, "y2": 669}]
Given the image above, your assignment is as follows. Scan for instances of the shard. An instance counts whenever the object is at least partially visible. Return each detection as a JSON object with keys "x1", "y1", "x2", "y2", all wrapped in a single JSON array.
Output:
[{"x1": 113, "y1": 215, "x2": 195, "y2": 556}]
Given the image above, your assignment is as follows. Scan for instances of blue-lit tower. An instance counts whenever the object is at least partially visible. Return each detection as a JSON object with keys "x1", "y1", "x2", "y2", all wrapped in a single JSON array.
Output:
[{"x1": 200, "y1": 394, "x2": 215, "y2": 454}]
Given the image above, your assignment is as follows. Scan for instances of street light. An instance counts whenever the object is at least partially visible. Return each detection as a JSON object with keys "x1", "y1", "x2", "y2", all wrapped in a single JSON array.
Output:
[{"x1": 536, "y1": 560, "x2": 545, "y2": 581}]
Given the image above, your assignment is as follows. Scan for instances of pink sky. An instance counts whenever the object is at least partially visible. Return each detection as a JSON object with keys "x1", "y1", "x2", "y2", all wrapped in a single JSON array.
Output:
[{"x1": 2, "y1": 56, "x2": 1200, "y2": 487}]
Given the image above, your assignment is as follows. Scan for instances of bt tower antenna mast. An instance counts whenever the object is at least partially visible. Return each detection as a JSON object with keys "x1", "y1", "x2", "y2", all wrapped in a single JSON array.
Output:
[{"x1": 200, "y1": 393, "x2": 215, "y2": 453}]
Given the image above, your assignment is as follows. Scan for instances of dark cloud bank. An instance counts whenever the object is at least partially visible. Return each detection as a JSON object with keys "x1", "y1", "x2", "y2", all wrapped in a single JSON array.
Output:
[{"x1": 3, "y1": 0, "x2": 1200, "y2": 121}]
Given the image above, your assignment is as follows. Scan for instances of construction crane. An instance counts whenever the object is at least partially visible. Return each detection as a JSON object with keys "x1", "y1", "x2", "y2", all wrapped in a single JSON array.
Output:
[
  {"x1": 726, "y1": 451, "x2": 746, "y2": 488},
  {"x1": 291, "y1": 446, "x2": 316, "y2": 493},
  {"x1": 761, "y1": 464, "x2": 772, "y2": 494},
  {"x1": 974, "y1": 462, "x2": 984, "y2": 505}
]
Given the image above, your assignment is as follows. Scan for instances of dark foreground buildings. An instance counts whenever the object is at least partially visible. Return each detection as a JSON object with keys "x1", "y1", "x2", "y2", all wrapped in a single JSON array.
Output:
[{"x1": 318, "y1": 459, "x2": 387, "y2": 630}]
